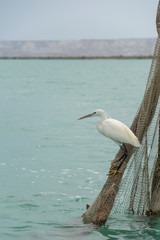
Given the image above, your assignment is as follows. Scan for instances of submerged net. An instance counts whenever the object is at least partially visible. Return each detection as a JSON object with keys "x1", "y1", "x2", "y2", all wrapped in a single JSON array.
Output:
[{"x1": 112, "y1": 37, "x2": 160, "y2": 215}]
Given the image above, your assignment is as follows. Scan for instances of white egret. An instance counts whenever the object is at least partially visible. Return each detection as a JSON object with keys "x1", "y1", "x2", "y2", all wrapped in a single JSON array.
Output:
[{"x1": 77, "y1": 109, "x2": 140, "y2": 175}]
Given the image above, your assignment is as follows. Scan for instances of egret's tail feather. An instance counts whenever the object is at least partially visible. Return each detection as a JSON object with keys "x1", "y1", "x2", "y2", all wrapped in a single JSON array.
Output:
[{"x1": 133, "y1": 138, "x2": 141, "y2": 147}]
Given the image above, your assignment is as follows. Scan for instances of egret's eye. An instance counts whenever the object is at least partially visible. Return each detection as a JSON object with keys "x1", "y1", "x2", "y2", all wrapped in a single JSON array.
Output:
[{"x1": 94, "y1": 112, "x2": 96, "y2": 114}]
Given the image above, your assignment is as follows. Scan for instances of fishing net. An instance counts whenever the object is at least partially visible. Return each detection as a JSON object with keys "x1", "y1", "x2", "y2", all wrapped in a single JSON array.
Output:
[
  {"x1": 82, "y1": 2, "x2": 160, "y2": 225},
  {"x1": 112, "y1": 36, "x2": 160, "y2": 215}
]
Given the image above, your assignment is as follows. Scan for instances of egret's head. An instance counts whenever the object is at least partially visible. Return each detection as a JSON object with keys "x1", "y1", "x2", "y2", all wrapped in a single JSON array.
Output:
[{"x1": 77, "y1": 109, "x2": 107, "y2": 120}]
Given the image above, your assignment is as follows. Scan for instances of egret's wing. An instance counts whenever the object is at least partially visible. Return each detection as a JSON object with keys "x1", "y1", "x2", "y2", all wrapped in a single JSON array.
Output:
[{"x1": 102, "y1": 119, "x2": 137, "y2": 145}]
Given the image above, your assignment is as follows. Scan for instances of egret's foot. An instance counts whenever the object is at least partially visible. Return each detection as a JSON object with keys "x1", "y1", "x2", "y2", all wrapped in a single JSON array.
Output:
[
  {"x1": 110, "y1": 163, "x2": 119, "y2": 170},
  {"x1": 107, "y1": 169, "x2": 122, "y2": 176}
]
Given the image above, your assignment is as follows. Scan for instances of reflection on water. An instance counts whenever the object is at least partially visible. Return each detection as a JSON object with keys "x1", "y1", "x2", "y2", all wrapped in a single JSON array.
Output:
[
  {"x1": 34, "y1": 217, "x2": 99, "y2": 240},
  {"x1": 45, "y1": 215, "x2": 160, "y2": 240}
]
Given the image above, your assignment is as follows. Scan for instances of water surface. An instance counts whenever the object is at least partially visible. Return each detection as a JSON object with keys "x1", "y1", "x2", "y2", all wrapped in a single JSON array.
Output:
[{"x1": 1, "y1": 59, "x2": 160, "y2": 239}]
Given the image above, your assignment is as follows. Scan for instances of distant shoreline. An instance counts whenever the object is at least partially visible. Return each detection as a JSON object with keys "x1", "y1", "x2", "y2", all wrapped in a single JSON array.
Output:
[
  {"x1": 0, "y1": 56, "x2": 153, "y2": 60},
  {"x1": 0, "y1": 39, "x2": 155, "y2": 58}
]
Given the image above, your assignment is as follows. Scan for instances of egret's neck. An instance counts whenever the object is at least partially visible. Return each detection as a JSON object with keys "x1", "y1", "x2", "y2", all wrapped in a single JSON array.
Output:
[
  {"x1": 96, "y1": 111, "x2": 107, "y2": 135},
  {"x1": 98, "y1": 111, "x2": 108, "y2": 121}
]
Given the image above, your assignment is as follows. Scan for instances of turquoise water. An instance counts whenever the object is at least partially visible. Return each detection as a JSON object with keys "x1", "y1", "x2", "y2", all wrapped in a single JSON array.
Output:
[{"x1": 0, "y1": 59, "x2": 160, "y2": 239}]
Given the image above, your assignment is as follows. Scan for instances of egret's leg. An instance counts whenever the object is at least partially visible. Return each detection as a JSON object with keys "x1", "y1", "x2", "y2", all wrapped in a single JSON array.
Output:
[
  {"x1": 109, "y1": 144, "x2": 128, "y2": 175},
  {"x1": 109, "y1": 154, "x2": 127, "y2": 176},
  {"x1": 110, "y1": 154, "x2": 126, "y2": 170},
  {"x1": 117, "y1": 151, "x2": 126, "y2": 162},
  {"x1": 116, "y1": 144, "x2": 128, "y2": 170},
  {"x1": 117, "y1": 154, "x2": 127, "y2": 171},
  {"x1": 119, "y1": 144, "x2": 127, "y2": 156},
  {"x1": 110, "y1": 153, "x2": 125, "y2": 170},
  {"x1": 117, "y1": 144, "x2": 127, "y2": 162},
  {"x1": 111, "y1": 144, "x2": 127, "y2": 165},
  {"x1": 122, "y1": 143, "x2": 128, "y2": 154}
]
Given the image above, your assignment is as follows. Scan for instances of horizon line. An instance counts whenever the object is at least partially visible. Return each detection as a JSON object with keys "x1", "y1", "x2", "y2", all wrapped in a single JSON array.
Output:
[{"x1": 0, "y1": 37, "x2": 157, "y2": 42}]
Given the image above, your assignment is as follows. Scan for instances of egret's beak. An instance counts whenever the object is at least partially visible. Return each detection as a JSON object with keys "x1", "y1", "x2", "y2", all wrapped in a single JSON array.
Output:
[{"x1": 77, "y1": 113, "x2": 93, "y2": 120}]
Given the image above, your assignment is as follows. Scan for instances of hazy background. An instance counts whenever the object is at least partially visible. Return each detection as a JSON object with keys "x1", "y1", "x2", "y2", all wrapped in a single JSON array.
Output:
[{"x1": 0, "y1": 0, "x2": 158, "y2": 40}]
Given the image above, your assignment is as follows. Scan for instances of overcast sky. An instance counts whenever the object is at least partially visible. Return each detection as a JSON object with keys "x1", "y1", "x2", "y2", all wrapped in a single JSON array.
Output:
[{"x1": 0, "y1": 0, "x2": 159, "y2": 40}]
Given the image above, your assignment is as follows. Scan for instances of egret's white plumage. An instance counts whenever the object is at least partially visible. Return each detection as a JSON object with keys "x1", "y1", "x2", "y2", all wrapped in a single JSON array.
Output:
[
  {"x1": 78, "y1": 109, "x2": 140, "y2": 148},
  {"x1": 78, "y1": 109, "x2": 140, "y2": 175}
]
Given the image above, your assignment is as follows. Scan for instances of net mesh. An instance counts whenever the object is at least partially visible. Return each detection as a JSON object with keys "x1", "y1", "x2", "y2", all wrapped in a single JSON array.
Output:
[{"x1": 112, "y1": 37, "x2": 160, "y2": 215}]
